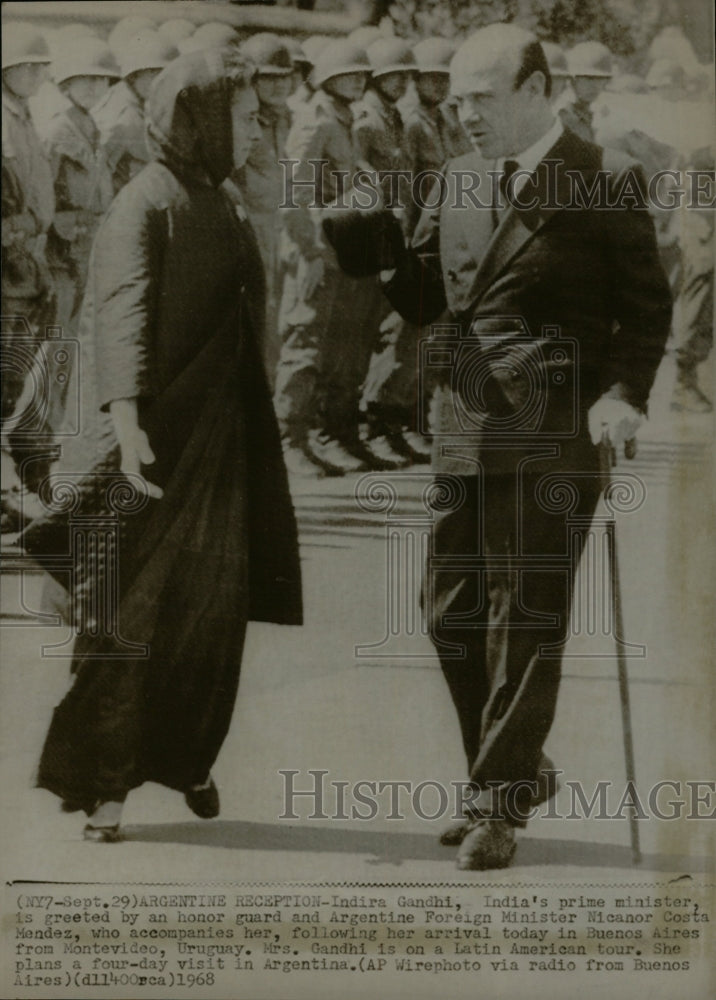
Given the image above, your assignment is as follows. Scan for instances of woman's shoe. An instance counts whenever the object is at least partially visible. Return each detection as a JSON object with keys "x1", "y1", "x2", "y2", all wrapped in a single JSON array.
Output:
[
  {"x1": 184, "y1": 777, "x2": 220, "y2": 819},
  {"x1": 83, "y1": 824, "x2": 124, "y2": 843}
]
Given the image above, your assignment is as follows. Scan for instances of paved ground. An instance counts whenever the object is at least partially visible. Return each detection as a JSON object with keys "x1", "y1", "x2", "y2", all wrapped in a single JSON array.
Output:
[{"x1": 1, "y1": 356, "x2": 714, "y2": 885}]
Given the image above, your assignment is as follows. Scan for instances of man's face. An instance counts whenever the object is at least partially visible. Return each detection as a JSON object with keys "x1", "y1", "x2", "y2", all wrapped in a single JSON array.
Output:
[
  {"x1": 3, "y1": 62, "x2": 47, "y2": 99},
  {"x1": 255, "y1": 73, "x2": 293, "y2": 108},
  {"x1": 325, "y1": 72, "x2": 367, "y2": 103},
  {"x1": 64, "y1": 75, "x2": 112, "y2": 111},
  {"x1": 376, "y1": 71, "x2": 410, "y2": 103},
  {"x1": 572, "y1": 75, "x2": 608, "y2": 104},
  {"x1": 231, "y1": 85, "x2": 261, "y2": 168},
  {"x1": 416, "y1": 71, "x2": 450, "y2": 106},
  {"x1": 452, "y1": 58, "x2": 533, "y2": 159}
]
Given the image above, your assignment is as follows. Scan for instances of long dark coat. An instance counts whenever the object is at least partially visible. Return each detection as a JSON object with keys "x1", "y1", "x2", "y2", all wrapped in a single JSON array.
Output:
[{"x1": 22, "y1": 51, "x2": 302, "y2": 807}]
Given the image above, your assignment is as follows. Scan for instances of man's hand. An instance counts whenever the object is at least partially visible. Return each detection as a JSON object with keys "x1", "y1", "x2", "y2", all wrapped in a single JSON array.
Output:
[
  {"x1": 588, "y1": 396, "x2": 643, "y2": 455},
  {"x1": 109, "y1": 398, "x2": 163, "y2": 500}
]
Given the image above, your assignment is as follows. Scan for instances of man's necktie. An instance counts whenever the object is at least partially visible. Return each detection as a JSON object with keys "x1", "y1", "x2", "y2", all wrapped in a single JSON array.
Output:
[{"x1": 492, "y1": 158, "x2": 520, "y2": 230}]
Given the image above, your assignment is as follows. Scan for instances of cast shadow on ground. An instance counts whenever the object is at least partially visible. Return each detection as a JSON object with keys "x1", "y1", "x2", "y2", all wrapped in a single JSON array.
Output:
[{"x1": 124, "y1": 820, "x2": 712, "y2": 873}]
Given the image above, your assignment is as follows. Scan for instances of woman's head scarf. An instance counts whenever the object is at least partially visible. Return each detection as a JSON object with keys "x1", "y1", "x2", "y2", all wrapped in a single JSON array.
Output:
[{"x1": 146, "y1": 47, "x2": 253, "y2": 186}]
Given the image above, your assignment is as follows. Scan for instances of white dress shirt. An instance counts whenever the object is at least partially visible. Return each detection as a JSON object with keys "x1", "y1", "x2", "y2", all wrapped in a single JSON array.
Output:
[{"x1": 495, "y1": 117, "x2": 564, "y2": 196}]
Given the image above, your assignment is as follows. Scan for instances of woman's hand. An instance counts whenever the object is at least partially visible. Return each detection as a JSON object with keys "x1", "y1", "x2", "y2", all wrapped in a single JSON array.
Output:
[{"x1": 109, "y1": 398, "x2": 164, "y2": 500}]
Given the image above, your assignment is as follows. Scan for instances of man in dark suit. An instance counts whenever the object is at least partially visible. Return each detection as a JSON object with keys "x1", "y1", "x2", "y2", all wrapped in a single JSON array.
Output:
[{"x1": 326, "y1": 24, "x2": 671, "y2": 870}]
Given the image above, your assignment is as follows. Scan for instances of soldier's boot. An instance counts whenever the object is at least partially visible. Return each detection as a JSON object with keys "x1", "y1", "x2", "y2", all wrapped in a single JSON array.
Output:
[
  {"x1": 394, "y1": 428, "x2": 432, "y2": 464},
  {"x1": 309, "y1": 432, "x2": 370, "y2": 474},
  {"x1": 282, "y1": 442, "x2": 328, "y2": 478},
  {"x1": 360, "y1": 434, "x2": 411, "y2": 470},
  {"x1": 360, "y1": 414, "x2": 411, "y2": 468}
]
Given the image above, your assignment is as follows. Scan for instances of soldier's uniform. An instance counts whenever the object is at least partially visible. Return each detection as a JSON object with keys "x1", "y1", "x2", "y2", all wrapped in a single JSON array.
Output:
[
  {"x1": 230, "y1": 34, "x2": 294, "y2": 385},
  {"x1": 273, "y1": 40, "x2": 372, "y2": 474},
  {"x1": 352, "y1": 38, "x2": 419, "y2": 466},
  {"x1": 1, "y1": 25, "x2": 56, "y2": 512},
  {"x1": 38, "y1": 39, "x2": 118, "y2": 471},
  {"x1": 42, "y1": 39, "x2": 118, "y2": 337},
  {"x1": 561, "y1": 41, "x2": 613, "y2": 143},
  {"x1": 94, "y1": 33, "x2": 177, "y2": 195},
  {"x1": 287, "y1": 35, "x2": 328, "y2": 115},
  {"x1": 2, "y1": 76, "x2": 55, "y2": 327},
  {"x1": 360, "y1": 38, "x2": 462, "y2": 463}
]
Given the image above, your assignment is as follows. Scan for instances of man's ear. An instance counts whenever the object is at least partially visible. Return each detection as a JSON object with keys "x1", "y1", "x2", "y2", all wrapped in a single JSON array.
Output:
[{"x1": 525, "y1": 70, "x2": 547, "y2": 98}]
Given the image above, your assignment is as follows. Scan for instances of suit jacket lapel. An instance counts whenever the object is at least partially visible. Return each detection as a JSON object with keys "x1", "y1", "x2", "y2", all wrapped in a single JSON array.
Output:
[
  {"x1": 467, "y1": 129, "x2": 586, "y2": 309},
  {"x1": 451, "y1": 152, "x2": 494, "y2": 267}
]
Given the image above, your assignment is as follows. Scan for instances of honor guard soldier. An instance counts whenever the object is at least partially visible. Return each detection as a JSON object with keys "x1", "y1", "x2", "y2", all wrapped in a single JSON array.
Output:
[
  {"x1": 229, "y1": 32, "x2": 294, "y2": 384},
  {"x1": 287, "y1": 35, "x2": 329, "y2": 114},
  {"x1": 563, "y1": 41, "x2": 613, "y2": 142},
  {"x1": 541, "y1": 42, "x2": 575, "y2": 116},
  {"x1": 95, "y1": 32, "x2": 177, "y2": 194},
  {"x1": 273, "y1": 39, "x2": 374, "y2": 475},
  {"x1": 283, "y1": 36, "x2": 312, "y2": 99},
  {"x1": 2, "y1": 23, "x2": 56, "y2": 520},
  {"x1": 354, "y1": 37, "x2": 420, "y2": 466},
  {"x1": 2, "y1": 23, "x2": 54, "y2": 325},
  {"x1": 40, "y1": 38, "x2": 118, "y2": 452},
  {"x1": 359, "y1": 36, "x2": 460, "y2": 465},
  {"x1": 43, "y1": 37, "x2": 118, "y2": 334}
]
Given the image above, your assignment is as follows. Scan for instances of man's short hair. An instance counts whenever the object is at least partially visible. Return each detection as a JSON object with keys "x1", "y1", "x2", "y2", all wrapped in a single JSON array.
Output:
[{"x1": 514, "y1": 40, "x2": 552, "y2": 99}]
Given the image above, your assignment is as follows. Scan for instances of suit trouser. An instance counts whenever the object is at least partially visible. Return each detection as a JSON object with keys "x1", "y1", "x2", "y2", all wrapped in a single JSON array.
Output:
[{"x1": 424, "y1": 456, "x2": 601, "y2": 826}]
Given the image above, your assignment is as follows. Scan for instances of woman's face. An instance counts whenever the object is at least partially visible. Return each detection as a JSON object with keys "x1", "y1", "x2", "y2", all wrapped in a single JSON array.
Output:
[
  {"x1": 231, "y1": 85, "x2": 262, "y2": 168},
  {"x1": 3, "y1": 62, "x2": 47, "y2": 99},
  {"x1": 255, "y1": 73, "x2": 293, "y2": 108},
  {"x1": 64, "y1": 75, "x2": 112, "y2": 110}
]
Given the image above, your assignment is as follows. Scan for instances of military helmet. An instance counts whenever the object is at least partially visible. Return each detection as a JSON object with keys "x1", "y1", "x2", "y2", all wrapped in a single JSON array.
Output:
[
  {"x1": 645, "y1": 57, "x2": 688, "y2": 92},
  {"x1": 311, "y1": 40, "x2": 370, "y2": 88},
  {"x1": 158, "y1": 19, "x2": 196, "y2": 46},
  {"x1": 2, "y1": 23, "x2": 51, "y2": 70},
  {"x1": 109, "y1": 16, "x2": 155, "y2": 57},
  {"x1": 181, "y1": 21, "x2": 239, "y2": 53},
  {"x1": 567, "y1": 41, "x2": 613, "y2": 78},
  {"x1": 283, "y1": 36, "x2": 311, "y2": 69},
  {"x1": 119, "y1": 31, "x2": 177, "y2": 78},
  {"x1": 47, "y1": 24, "x2": 98, "y2": 59},
  {"x1": 411, "y1": 37, "x2": 455, "y2": 74},
  {"x1": 347, "y1": 26, "x2": 383, "y2": 50},
  {"x1": 52, "y1": 37, "x2": 121, "y2": 85},
  {"x1": 242, "y1": 33, "x2": 293, "y2": 75},
  {"x1": 541, "y1": 42, "x2": 570, "y2": 79},
  {"x1": 366, "y1": 37, "x2": 416, "y2": 78},
  {"x1": 302, "y1": 34, "x2": 331, "y2": 65}
]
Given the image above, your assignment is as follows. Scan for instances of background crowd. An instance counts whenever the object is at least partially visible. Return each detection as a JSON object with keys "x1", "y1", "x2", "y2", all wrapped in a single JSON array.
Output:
[{"x1": 1, "y1": 5, "x2": 714, "y2": 528}]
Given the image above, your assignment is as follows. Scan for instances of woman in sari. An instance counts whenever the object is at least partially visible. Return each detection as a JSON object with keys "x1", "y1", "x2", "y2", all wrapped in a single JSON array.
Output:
[{"x1": 22, "y1": 48, "x2": 302, "y2": 842}]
